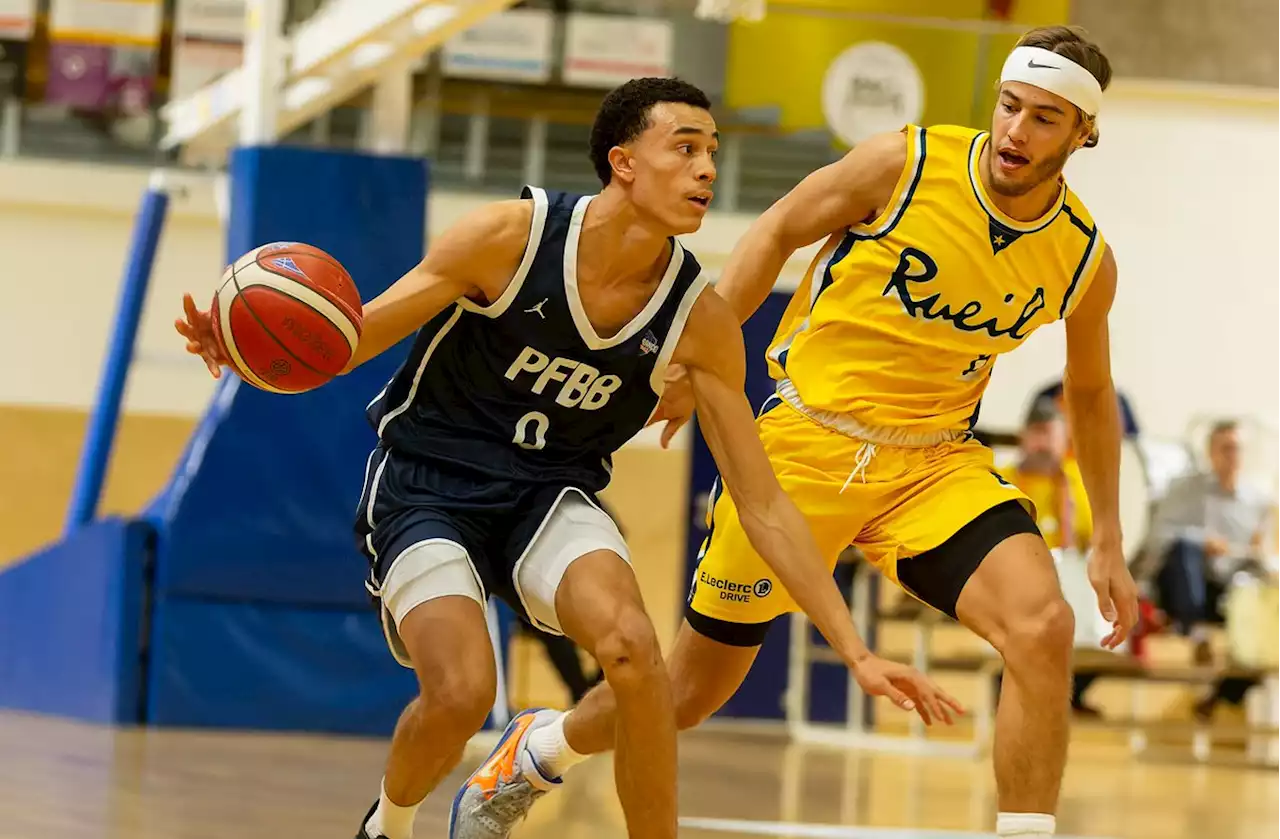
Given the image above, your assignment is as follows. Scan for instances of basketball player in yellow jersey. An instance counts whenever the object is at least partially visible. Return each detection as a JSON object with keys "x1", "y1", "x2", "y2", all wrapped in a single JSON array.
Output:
[{"x1": 452, "y1": 25, "x2": 1138, "y2": 839}]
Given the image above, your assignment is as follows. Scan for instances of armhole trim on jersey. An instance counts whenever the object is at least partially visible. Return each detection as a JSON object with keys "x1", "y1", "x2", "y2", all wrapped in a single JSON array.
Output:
[
  {"x1": 1059, "y1": 227, "x2": 1104, "y2": 319},
  {"x1": 457, "y1": 186, "x2": 550, "y2": 318},
  {"x1": 849, "y1": 125, "x2": 926, "y2": 241},
  {"x1": 648, "y1": 270, "x2": 711, "y2": 398},
  {"x1": 765, "y1": 232, "x2": 848, "y2": 372},
  {"x1": 376, "y1": 305, "x2": 465, "y2": 437}
]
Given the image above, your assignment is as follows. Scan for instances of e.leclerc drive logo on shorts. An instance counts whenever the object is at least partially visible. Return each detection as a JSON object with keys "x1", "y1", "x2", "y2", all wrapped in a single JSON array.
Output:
[{"x1": 698, "y1": 571, "x2": 773, "y2": 603}]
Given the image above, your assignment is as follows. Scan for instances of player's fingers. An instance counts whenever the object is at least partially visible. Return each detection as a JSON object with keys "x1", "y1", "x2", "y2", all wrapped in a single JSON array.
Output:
[
  {"x1": 917, "y1": 683, "x2": 952, "y2": 725},
  {"x1": 1119, "y1": 589, "x2": 1139, "y2": 631},
  {"x1": 908, "y1": 679, "x2": 949, "y2": 725},
  {"x1": 939, "y1": 687, "x2": 967, "y2": 716},
  {"x1": 875, "y1": 679, "x2": 916, "y2": 713},
  {"x1": 913, "y1": 695, "x2": 934, "y2": 726},
  {"x1": 1093, "y1": 583, "x2": 1117, "y2": 624},
  {"x1": 183, "y1": 293, "x2": 201, "y2": 323}
]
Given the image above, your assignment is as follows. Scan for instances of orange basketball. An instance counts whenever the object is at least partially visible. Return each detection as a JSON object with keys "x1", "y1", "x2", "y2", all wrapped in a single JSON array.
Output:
[{"x1": 210, "y1": 242, "x2": 363, "y2": 394}]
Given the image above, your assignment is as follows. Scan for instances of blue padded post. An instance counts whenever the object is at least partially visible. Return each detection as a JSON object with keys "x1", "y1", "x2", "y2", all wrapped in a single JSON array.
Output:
[
  {"x1": 0, "y1": 518, "x2": 151, "y2": 723},
  {"x1": 144, "y1": 146, "x2": 432, "y2": 734},
  {"x1": 65, "y1": 175, "x2": 170, "y2": 534}
]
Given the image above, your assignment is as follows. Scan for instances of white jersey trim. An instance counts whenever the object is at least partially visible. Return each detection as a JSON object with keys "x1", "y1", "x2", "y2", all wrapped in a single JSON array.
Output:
[
  {"x1": 648, "y1": 270, "x2": 711, "y2": 399},
  {"x1": 375, "y1": 305, "x2": 464, "y2": 437},
  {"x1": 457, "y1": 185, "x2": 550, "y2": 318},
  {"x1": 563, "y1": 194, "x2": 685, "y2": 350}
]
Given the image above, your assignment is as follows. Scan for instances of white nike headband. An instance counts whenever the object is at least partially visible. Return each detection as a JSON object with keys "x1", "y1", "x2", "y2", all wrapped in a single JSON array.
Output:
[{"x1": 1000, "y1": 46, "x2": 1103, "y2": 117}]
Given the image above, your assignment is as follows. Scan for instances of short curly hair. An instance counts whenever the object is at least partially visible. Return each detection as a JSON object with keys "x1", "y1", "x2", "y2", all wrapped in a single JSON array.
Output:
[{"x1": 589, "y1": 78, "x2": 713, "y2": 187}]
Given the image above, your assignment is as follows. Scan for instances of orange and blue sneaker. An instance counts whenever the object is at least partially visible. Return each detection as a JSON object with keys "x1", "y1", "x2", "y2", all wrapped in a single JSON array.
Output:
[{"x1": 449, "y1": 708, "x2": 562, "y2": 839}]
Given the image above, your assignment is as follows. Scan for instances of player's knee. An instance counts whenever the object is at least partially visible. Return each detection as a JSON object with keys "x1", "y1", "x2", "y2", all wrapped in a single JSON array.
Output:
[
  {"x1": 423, "y1": 666, "x2": 496, "y2": 732},
  {"x1": 594, "y1": 608, "x2": 661, "y2": 690},
  {"x1": 1003, "y1": 596, "x2": 1075, "y2": 667}
]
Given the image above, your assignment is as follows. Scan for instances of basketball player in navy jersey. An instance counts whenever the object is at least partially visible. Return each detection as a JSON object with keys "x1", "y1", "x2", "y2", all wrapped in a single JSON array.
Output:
[{"x1": 175, "y1": 78, "x2": 958, "y2": 839}]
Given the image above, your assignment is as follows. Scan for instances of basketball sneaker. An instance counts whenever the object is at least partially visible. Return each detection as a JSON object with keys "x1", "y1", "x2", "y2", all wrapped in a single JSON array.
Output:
[
  {"x1": 353, "y1": 800, "x2": 387, "y2": 839},
  {"x1": 449, "y1": 708, "x2": 562, "y2": 839}
]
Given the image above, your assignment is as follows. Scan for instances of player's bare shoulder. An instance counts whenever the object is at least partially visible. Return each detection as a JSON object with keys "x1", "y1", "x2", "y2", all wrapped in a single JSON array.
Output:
[
  {"x1": 761, "y1": 129, "x2": 910, "y2": 249},
  {"x1": 424, "y1": 198, "x2": 534, "y2": 305},
  {"x1": 830, "y1": 129, "x2": 910, "y2": 225},
  {"x1": 670, "y1": 285, "x2": 745, "y2": 378}
]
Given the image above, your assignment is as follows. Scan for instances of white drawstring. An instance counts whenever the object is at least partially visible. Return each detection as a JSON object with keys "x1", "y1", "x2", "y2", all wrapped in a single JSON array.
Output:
[{"x1": 839, "y1": 442, "x2": 878, "y2": 494}]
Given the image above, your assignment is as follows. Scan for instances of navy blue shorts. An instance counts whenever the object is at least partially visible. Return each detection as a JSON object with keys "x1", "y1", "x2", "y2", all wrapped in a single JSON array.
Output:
[{"x1": 353, "y1": 445, "x2": 605, "y2": 622}]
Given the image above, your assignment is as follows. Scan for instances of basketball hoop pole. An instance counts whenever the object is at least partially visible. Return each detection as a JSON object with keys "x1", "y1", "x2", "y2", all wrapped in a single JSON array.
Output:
[
  {"x1": 64, "y1": 172, "x2": 173, "y2": 535},
  {"x1": 240, "y1": 0, "x2": 286, "y2": 145}
]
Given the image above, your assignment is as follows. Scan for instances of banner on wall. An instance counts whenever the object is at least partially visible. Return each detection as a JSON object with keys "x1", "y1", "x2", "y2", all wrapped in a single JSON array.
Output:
[
  {"x1": 46, "y1": 0, "x2": 163, "y2": 113},
  {"x1": 724, "y1": 0, "x2": 1066, "y2": 136},
  {"x1": 821, "y1": 41, "x2": 924, "y2": 146},
  {"x1": 0, "y1": 0, "x2": 36, "y2": 40},
  {"x1": 562, "y1": 13, "x2": 672, "y2": 88},
  {"x1": 172, "y1": 0, "x2": 245, "y2": 100},
  {"x1": 442, "y1": 8, "x2": 553, "y2": 83},
  {"x1": 0, "y1": 0, "x2": 34, "y2": 95}
]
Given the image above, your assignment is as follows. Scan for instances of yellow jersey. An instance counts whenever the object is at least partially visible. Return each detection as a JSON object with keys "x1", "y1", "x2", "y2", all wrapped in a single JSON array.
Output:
[{"x1": 766, "y1": 124, "x2": 1107, "y2": 441}]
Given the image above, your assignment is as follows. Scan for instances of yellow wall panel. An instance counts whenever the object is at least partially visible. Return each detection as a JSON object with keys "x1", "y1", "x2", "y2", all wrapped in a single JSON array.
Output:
[{"x1": 726, "y1": 1, "x2": 1071, "y2": 135}]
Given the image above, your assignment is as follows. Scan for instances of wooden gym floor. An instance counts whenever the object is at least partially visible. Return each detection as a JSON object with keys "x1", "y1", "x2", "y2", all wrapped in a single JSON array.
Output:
[{"x1": 1, "y1": 710, "x2": 1275, "y2": 839}]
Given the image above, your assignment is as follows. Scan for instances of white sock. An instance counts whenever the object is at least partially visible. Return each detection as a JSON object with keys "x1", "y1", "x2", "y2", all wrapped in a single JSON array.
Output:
[
  {"x1": 365, "y1": 780, "x2": 421, "y2": 839},
  {"x1": 524, "y1": 710, "x2": 588, "y2": 781},
  {"x1": 998, "y1": 812, "x2": 1056, "y2": 837}
]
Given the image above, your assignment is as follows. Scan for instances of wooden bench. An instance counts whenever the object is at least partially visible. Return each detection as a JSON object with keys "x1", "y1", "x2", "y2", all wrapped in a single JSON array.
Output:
[{"x1": 791, "y1": 597, "x2": 1278, "y2": 766}]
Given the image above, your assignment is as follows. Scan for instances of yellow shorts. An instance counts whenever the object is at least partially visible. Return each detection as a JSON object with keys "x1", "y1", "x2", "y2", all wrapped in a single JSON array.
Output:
[{"x1": 687, "y1": 399, "x2": 1034, "y2": 639}]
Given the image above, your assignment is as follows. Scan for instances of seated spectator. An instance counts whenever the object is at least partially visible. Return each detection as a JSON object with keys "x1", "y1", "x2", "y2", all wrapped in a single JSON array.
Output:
[
  {"x1": 1150, "y1": 420, "x2": 1274, "y2": 718},
  {"x1": 998, "y1": 396, "x2": 1102, "y2": 716},
  {"x1": 1032, "y1": 379, "x2": 1141, "y2": 439}
]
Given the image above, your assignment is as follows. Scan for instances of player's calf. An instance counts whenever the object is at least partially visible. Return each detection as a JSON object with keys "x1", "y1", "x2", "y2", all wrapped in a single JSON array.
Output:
[
  {"x1": 555, "y1": 551, "x2": 678, "y2": 839},
  {"x1": 954, "y1": 530, "x2": 1075, "y2": 838},
  {"x1": 361, "y1": 591, "x2": 497, "y2": 839}
]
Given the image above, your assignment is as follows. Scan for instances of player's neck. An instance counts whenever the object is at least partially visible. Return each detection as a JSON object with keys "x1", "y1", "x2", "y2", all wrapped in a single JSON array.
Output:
[{"x1": 580, "y1": 187, "x2": 672, "y2": 285}]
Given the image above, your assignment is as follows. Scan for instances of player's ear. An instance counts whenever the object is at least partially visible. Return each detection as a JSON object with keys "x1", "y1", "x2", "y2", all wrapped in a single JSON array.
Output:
[
  {"x1": 1074, "y1": 113, "x2": 1093, "y2": 150},
  {"x1": 608, "y1": 145, "x2": 636, "y2": 184}
]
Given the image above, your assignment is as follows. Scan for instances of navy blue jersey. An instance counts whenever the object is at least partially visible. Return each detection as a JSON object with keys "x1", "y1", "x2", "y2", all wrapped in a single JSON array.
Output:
[{"x1": 366, "y1": 186, "x2": 709, "y2": 491}]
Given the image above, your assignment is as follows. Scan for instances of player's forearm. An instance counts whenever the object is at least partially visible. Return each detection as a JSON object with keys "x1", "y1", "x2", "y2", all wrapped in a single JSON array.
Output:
[
  {"x1": 714, "y1": 223, "x2": 793, "y2": 326},
  {"x1": 738, "y1": 493, "x2": 871, "y2": 665},
  {"x1": 343, "y1": 266, "x2": 460, "y2": 372},
  {"x1": 1064, "y1": 379, "x2": 1124, "y2": 549}
]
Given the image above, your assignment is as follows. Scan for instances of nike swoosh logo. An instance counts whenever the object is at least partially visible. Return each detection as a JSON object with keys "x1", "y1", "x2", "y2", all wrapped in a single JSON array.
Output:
[{"x1": 1027, "y1": 59, "x2": 1059, "y2": 70}]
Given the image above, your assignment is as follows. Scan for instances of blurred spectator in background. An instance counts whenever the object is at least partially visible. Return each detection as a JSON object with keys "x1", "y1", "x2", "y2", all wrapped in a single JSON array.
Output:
[
  {"x1": 517, "y1": 617, "x2": 602, "y2": 704},
  {"x1": 1150, "y1": 420, "x2": 1274, "y2": 719},
  {"x1": 1032, "y1": 379, "x2": 1141, "y2": 439},
  {"x1": 998, "y1": 395, "x2": 1102, "y2": 716}
]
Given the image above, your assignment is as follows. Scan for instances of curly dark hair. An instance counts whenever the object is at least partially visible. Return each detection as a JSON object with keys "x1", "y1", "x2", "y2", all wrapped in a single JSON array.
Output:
[{"x1": 589, "y1": 77, "x2": 713, "y2": 187}]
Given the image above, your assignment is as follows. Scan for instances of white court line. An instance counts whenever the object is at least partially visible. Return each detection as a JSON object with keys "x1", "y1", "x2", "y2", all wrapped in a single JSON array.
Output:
[{"x1": 677, "y1": 817, "x2": 1114, "y2": 839}]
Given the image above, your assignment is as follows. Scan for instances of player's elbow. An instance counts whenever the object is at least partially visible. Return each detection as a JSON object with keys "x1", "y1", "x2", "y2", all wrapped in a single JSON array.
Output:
[{"x1": 1062, "y1": 371, "x2": 1113, "y2": 402}]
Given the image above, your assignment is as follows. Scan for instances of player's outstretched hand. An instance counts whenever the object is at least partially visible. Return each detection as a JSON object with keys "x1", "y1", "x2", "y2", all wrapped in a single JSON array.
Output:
[
  {"x1": 1087, "y1": 543, "x2": 1139, "y2": 650},
  {"x1": 174, "y1": 293, "x2": 227, "y2": 378},
  {"x1": 852, "y1": 654, "x2": 965, "y2": 726},
  {"x1": 650, "y1": 363, "x2": 695, "y2": 448}
]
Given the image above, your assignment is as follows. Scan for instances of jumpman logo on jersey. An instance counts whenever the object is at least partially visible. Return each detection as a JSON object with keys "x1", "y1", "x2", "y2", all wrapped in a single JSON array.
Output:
[{"x1": 525, "y1": 299, "x2": 549, "y2": 319}]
